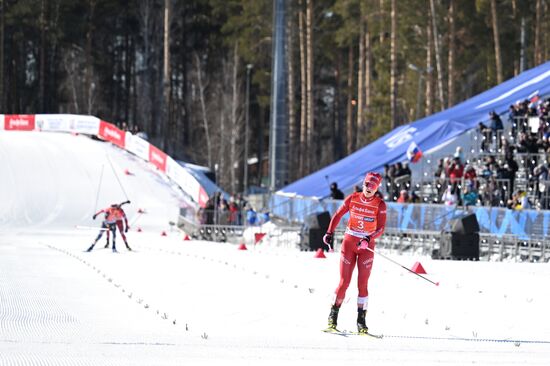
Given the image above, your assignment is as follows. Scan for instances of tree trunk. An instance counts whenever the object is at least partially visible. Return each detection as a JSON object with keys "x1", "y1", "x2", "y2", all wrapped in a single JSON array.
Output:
[
  {"x1": 1, "y1": 0, "x2": 5, "y2": 110},
  {"x1": 365, "y1": 20, "x2": 371, "y2": 112},
  {"x1": 230, "y1": 43, "x2": 240, "y2": 193},
  {"x1": 490, "y1": 0, "x2": 503, "y2": 84},
  {"x1": 346, "y1": 45, "x2": 355, "y2": 154},
  {"x1": 287, "y1": 7, "x2": 298, "y2": 181},
  {"x1": 447, "y1": 0, "x2": 455, "y2": 107},
  {"x1": 39, "y1": 0, "x2": 46, "y2": 111},
  {"x1": 298, "y1": 0, "x2": 307, "y2": 176},
  {"x1": 390, "y1": 0, "x2": 397, "y2": 128},
  {"x1": 534, "y1": 0, "x2": 542, "y2": 65},
  {"x1": 305, "y1": 0, "x2": 314, "y2": 172},
  {"x1": 194, "y1": 53, "x2": 212, "y2": 169},
  {"x1": 425, "y1": 23, "x2": 433, "y2": 116},
  {"x1": 85, "y1": 0, "x2": 96, "y2": 115},
  {"x1": 429, "y1": 0, "x2": 445, "y2": 110},
  {"x1": 357, "y1": 17, "x2": 365, "y2": 135},
  {"x1": 162, "y1": 0, "x2": 171, "y2": 150}
]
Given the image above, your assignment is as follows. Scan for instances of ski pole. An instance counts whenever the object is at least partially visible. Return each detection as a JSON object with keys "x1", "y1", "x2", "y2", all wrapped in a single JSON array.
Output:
[{"x1": 364, "y1": 246, "x2": 440, "y2": 286}]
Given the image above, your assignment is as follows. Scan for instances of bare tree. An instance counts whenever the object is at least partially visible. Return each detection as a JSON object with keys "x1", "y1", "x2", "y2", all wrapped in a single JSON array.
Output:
[
  {"x1": 84, "y1": 0, "x2": 96, "y2": 115},
  {"x1": 534, "y1": 0, "x2": 542, "y2": 65},
  {"x1": 447, "y1": 0, "x2": 455, "y2": 107},
  {"x1": 194, "y1": 53, "x2": 212, "y2": 169},
  {"x1": 305, "y1": 0, "x2": 314, "y2": 172},
  {"x1": 287, "y1": 6, "x2": 299, "y2": 181},
  {"x1": 298, "y1": 0, "x2": 308, "y2": 176},
  {"x1": 0, "y1": 0, "x2": 5, "y2": 110},
  {"x1": 346, "y1": 45, "x2": 355, "y2": 154},
  {"x1": 425, "y1": 22, "x2": 433, "y2": 116},
  {"x1": 162, "y1": 0, "x2": 172, "y2": 150},
  {"x1": 230, "y1": 42, "x2": 242, "y2": 194},
  {"x1": 357, "y1": 14, "x2": 365, "y2": 134},
  {"x1": 429, "y1": 0, "x2": 445, "y2": 110},
  {"x1": 490, "y1": 0, "x2": 503, "y2": 84},
  {"x1": 390, "y1": 0, "x2": 397, "y2": 128}
]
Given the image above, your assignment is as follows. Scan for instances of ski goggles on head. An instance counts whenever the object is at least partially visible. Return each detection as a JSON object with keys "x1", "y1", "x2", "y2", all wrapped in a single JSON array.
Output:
[{"x1": 363, "y1": 172, "x2": 382, "y2": 191}]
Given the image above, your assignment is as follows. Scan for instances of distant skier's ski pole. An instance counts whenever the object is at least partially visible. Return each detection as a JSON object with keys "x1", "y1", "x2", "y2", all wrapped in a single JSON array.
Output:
[{"x1": 364, "y1": 246, "x2": 440, "y2": 286}]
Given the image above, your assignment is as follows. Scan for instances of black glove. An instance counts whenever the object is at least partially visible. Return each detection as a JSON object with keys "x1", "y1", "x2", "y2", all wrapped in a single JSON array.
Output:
[
  {"x1": 323, "y1": 232, "x2": 334, "y2": 249},
  {"x1": 125, "y1": 226, "x2": 129, "y2": 233},
  {"x1": 358, "y1": 235, "x2": 371, "y2": 247},
  {"x1": 93, "y1": 214, "x2": 97, "y2": 220}
]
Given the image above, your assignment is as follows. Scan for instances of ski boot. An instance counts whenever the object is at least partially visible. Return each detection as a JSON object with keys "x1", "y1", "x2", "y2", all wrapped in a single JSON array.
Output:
[
  {"x1": 357, "y1": 309, "x2": 368, "y2": 334},
  {"x1": 86, "y1": 241, "x2": 97, "y2": 252},
  {"x1": 327, "y1": 305, "x2": 340, "y2": 330},
  {"x1": 125, "y1": 241, "x2": 132, "y2": 251},
  {"x1": 104, "y1": 241, "x2": 110, "y2": 249}
]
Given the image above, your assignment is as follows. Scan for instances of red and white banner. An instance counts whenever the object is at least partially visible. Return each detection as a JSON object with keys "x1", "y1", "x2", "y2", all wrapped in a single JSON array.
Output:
[
  {"x1": 98, "y1": 120, "x2": 126, "y2": 148},
  {"x1": 4, "y1": 115, "x2": 35, "y2": 131},
  {"x1": 1, "y1": 114, "x2": 209, "y2": 207},
  {"x1": 149, "y1": 144, "x2": 168, "y2": 172}
]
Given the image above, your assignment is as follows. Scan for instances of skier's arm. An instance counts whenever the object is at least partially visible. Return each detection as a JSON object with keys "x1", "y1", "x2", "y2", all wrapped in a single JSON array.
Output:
[
  {"x1": 93, "y1": 209, "x2": 105, "y2": 220},
  {"x1": 122, "y1": 210, "x2": 129, "y2": 231},
  {"x1": 326, "y1": 195, "x2": 351, "y2": 233}
]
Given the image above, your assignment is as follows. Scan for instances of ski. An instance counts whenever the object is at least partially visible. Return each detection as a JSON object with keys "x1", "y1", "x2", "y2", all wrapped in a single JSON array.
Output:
[{"x1": 322, "y1": 328, "x2": 383, "y2": 339}]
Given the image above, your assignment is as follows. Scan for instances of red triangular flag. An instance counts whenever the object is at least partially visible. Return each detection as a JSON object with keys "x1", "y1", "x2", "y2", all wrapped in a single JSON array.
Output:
[
  {"x1": 411, "y1": 261, "x2": 427, "y2": 274},
  {"x1": 254, "y1": 233, "x2": 266, "y2": 244}
]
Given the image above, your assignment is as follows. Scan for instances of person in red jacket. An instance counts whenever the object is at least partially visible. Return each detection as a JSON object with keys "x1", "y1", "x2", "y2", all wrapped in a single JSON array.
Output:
[
  {"x1": 104, "y1": 204, "x2": 132, "y2": 251},
  {"x1": 323, "y1": 172, "x2": 387, "y2": 334}
]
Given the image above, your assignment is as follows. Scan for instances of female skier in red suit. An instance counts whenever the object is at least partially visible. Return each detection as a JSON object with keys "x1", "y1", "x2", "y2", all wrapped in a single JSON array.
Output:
[{"x1": 323, "y1": 172, "x2": 387, "y2": 333}]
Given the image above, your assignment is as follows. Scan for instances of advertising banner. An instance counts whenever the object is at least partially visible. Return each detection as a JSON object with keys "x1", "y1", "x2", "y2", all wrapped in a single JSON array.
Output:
[
  {"x1": 124, "y1": 132, "x2": 150, "y2": 161},
  {"x1": 4, "y1": 115, "x2": 36, "y2": 131},
  {"x1": 149, "y1": 144, "x2": 167, "y2": 172},
  {"x1": 166, "y1": 157, "x2": 208, "y2": 206},
  {"x1": 98, "y1": 121, "x2": 126, "y2": 148}
]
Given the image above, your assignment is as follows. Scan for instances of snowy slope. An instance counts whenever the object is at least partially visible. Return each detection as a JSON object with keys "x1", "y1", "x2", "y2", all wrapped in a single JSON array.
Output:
[{"x1": 1, "y1": 131, "x2": 549, "y2": 366}]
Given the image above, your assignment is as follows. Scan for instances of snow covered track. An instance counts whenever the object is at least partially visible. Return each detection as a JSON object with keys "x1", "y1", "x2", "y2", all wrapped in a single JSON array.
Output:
[{"x1": 1, "y1": 131, "x2": 550, "y2": 365}]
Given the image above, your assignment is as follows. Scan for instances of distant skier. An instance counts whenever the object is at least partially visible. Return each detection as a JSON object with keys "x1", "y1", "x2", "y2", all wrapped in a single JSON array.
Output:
[
  {"x1": 104, "y1": 201, "x2": 132, "y2": 251},
  {"x1": 322, "y1": 172, "x2": 387, "y2": 334},
  {"x1": 86, "y1": 201, "x2": 129, "y2": 252}
]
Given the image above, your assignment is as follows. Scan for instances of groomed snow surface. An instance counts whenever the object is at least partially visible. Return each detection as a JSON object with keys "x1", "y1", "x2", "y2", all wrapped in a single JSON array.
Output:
[{"x1": 1, "y1": 131, "x2": 549, "y2": 366}]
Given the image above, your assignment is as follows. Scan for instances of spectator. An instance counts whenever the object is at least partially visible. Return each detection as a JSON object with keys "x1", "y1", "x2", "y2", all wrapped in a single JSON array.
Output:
[
  {"x1": 453, "y1": 146, "x2": 464, "y2": 164},
  {"x1": 441, "y1": 185, "x2": 458, "y2": 206},
  {"x1": 330, "y1": 182, "x2": 345, "y2": 200},
  {"x1": 462, "y1": 183, "x2": 479, "y2": 207},
  {"x1": 396, "y1": 189, "x2": 409, "y2": 203},
  {"x1": 246, "y1": 205, "x2": 257, "y2": 226}
]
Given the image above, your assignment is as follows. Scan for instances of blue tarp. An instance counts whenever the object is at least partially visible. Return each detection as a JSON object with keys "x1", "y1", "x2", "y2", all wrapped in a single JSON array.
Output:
[{"x1": 279, "y1": 61, "x2": 550, "y2": 198}]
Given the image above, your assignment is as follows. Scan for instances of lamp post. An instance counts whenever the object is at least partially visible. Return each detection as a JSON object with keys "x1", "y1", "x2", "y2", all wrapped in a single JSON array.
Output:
[{"x1": 243, "y1": 64, "x2": 253, "y2": 195}]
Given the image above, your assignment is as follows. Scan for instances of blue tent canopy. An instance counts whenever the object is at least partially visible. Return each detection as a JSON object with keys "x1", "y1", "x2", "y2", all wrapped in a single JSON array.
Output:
[{"x1": 279, "y1": 61, "x2": 550, "y2": 198}]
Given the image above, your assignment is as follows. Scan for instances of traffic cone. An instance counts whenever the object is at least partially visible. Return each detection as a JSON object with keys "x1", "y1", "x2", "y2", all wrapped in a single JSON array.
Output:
[
  {"x1": 411, "y1": 261, "x2": 427, "y2": 274},
  {"x1": 137, "y1": 227, "x2": 142, "y2": 232},
  {"x1": 137, "y1": 208, "x2": 145, "y2": 214},
  {"x1": 314, "y1": 248, "x2": 326, "y2": 258},
  {"x1": 237, "y1": 243, "x2": 247, "y2": 250},
  {"x1": 161, "y1": 231, "x2": 167, "y2": 237},
  {"x1": 183, "y1": 234, "x2": 191, "y2": 241},
  {"x1": 124, "y1": 168, "x2": 132, "y2": 175}
]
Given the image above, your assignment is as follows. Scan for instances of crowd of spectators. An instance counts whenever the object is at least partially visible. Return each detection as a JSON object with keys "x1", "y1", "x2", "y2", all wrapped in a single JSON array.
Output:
[
  {"x1": 198, "y1": 192, "x2": 269, "y2": 226},
  {"x1": 378, "y1": 96, "x2": 550, "y2": 210}
]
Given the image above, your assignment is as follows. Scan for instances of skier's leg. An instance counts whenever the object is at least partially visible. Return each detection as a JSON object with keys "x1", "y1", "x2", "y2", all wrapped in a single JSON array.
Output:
[
  {"x1": 117, "y1": 220, "x2": 131, "y2": 250},
  {"x1": 105, "y1": 227, "x2": 111, "y2": 248},
  {"x1": 110, "y1": 224, "x2": 117, "y2": 252},
  {"x1": 356, "y1": 246, "x2": 375, "y2": 333},
  {"x1": 333, "y1": 235, "x2": 360, "y2": 307},
  {"x1": 88, "y1": 222, "x2": 107, "y2": 251}
]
